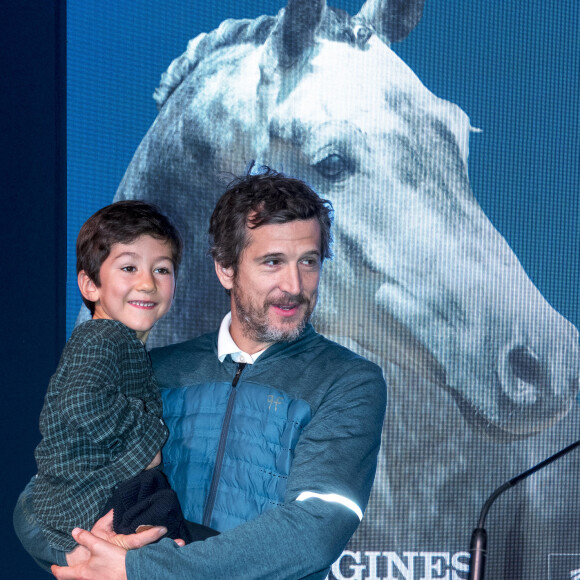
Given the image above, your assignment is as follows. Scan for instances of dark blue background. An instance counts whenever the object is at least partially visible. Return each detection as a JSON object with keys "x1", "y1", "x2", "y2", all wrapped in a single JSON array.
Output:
[{"x1": 2, "y1": 2, "x2": 65, "y2": 577}]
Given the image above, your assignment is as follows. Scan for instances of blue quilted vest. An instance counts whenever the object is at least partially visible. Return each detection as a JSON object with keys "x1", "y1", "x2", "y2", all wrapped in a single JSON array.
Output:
[{"x1": 161, "y1": 362, "x2": 312, "y2": 531}]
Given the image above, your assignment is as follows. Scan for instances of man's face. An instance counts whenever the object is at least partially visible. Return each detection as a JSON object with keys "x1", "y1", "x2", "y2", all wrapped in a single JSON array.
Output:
[{"x1": 216, "y1": 218, "x2": 322, "y2": 354}]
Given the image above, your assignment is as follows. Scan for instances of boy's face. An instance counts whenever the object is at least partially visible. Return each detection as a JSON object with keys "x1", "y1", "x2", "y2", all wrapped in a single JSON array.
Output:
[{"x1": 79, "y1": 235, "x2": 176, "y2": 342}]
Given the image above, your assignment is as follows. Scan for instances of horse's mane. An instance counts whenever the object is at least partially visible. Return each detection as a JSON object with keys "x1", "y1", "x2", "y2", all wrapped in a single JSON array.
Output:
[{"x1": 153, "y1": 6, "x2": 371, "y2": 110}]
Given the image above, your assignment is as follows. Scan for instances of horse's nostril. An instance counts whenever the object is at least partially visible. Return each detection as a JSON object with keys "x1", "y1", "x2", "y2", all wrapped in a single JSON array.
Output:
[
  {"x1": 497, "y1": 345, "x2": 550, "y2": 408},
  {"x1": 507, "y1": 346, "x2": 545, "y2": 386}
]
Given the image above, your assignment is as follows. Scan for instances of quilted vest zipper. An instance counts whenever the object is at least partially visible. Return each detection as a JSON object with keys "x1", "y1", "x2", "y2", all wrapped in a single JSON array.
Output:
[{"x1": 202, "y1": 362, "x2": 247, "y2": 527}]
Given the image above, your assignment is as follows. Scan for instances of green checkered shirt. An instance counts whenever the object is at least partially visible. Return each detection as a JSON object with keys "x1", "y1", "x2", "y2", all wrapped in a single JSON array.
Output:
[{"x1": 32, "y1": 319, "x2": 168, "y2": 551}]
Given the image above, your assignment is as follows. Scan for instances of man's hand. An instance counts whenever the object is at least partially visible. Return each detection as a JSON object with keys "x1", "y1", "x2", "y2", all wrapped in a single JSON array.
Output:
[
  {"x1": 52, "y1": 510, "x2": 182, "y2": 579},
  {"x1": 52, "y1": 526, "x2": 130, "y2": 580}
]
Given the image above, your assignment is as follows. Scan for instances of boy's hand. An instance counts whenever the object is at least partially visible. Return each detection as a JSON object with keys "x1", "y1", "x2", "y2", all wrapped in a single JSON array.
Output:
[{"x1": 146, "y1": 450, "x2": 162, "y2": 469}]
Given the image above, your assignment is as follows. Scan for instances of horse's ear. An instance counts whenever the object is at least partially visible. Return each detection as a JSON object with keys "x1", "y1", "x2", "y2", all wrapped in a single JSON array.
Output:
[
  {"x1": 262, "y1": 0, "x2": 325, "y2": 73},
  {"x1": 357, "y1": 0, "x2": 425, "y2": 43}
]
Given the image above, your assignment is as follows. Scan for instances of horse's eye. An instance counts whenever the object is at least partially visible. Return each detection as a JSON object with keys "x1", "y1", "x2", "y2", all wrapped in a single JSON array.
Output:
[{"x1": 314, "y1": 153, "x2": 353, "y2": 180}]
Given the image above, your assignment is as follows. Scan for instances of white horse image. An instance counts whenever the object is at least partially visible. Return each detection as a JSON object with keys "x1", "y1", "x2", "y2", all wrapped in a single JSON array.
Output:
[{"x1": 113, "y1": 1, "x2": 579, "y2": 577}]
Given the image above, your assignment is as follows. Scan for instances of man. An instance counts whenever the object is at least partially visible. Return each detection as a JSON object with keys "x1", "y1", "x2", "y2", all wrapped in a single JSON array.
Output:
[{"x1": 53, "y1": 167, "x2": 387, "y2": 579}]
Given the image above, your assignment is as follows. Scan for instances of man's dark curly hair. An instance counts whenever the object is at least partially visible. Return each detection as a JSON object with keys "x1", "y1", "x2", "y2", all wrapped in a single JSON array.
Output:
[{"x1": 209, "y1": 166, "x2": 333, "y2": 273}]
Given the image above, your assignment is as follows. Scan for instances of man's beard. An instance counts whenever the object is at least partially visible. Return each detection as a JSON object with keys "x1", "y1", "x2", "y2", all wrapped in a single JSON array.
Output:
[{"x1": 232, "y1": 285, "x2": 315, "y2": 346}]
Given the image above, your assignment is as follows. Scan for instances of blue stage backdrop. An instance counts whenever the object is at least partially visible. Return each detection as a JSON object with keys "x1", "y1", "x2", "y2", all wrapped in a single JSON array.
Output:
[{"x1": 67, "y1": 1, "x2": 579, "y2": 578}]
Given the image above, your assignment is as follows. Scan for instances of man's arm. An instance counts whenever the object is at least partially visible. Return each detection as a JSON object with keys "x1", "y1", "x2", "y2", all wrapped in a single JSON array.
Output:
[{"x1": 51, "y1": 478, "x2": 361, "y2": 580}]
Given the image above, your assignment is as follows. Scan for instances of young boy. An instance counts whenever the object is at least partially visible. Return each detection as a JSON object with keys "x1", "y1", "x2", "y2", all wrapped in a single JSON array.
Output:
[{"x1": 14, "y1": 200, "x2": 214, "y2": 572}]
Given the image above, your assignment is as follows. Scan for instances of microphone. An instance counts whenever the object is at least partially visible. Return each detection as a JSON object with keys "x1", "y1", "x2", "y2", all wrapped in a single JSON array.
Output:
[{"x1": 467, "y1": 438, "x2": 580, "y2": 580}]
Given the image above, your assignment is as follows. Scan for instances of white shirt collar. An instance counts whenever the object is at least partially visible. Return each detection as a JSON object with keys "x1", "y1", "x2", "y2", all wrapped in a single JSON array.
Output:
[{"x1": 217, "y1": 312, "x2": 266, "y2": 364}]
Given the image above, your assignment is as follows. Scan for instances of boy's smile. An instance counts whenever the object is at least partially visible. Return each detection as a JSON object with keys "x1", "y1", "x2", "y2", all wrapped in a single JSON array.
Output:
[{"x1": 79, "y1": 235, "x2": 176, "y2": 342}]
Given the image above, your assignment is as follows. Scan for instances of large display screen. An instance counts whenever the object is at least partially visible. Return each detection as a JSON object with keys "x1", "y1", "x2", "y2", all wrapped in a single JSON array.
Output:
[{"x1": 68, "y1": 1, "x2": 579, "y2": 578}]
